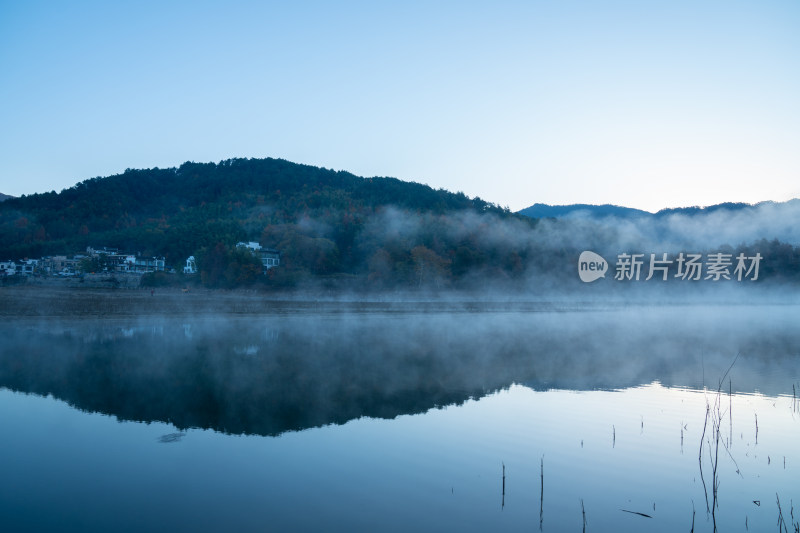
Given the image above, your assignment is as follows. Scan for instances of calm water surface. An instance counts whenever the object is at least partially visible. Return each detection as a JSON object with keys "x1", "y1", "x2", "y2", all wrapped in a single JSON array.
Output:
[{"x1": 1, "y1": 304, "x2": 798, "y2": 532}]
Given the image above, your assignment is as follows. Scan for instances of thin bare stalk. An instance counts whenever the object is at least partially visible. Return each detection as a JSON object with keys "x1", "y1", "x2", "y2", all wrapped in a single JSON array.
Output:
[
  {"x1": 501, "y1": 462, "x2": 505, "y2": 510},
  {"x1": 581, "y1": 499, "x2": 586, "y2": 533},
  {"x1": 539, "y1": 457, "x2": 543, "y2": 531},
  {"x1": 778, "y1": 493, "x2": 788, "y2": 533}
]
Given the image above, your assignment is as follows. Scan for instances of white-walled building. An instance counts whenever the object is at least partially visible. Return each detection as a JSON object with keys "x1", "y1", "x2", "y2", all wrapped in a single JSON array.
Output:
[
  {"x1": 0, "y1": 261, "x2": 15, "y2": 276},
  {"x1": 236, "y1": 242, "x2": 280, "y2": 272},
  {"x1": 183, "y1": 256, "x2": 197, "y2": 274}
]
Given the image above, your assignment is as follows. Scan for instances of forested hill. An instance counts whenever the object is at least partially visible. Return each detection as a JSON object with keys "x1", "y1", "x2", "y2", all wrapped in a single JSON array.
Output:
[
  {"x1": 4, "y1": 159, "x2": 798, "y2": 289},
  {"x1": 0, "y1": 193, "x2": 12, "y2": 202},
  {"x1": 0, "y1": 158, "x2": 522, "y2": 287}
]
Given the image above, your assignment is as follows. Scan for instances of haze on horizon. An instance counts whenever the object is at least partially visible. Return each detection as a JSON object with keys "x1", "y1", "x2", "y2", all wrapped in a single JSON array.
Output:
[{"x1": 1, "y1": 1, "x2": 798, "y2": 213}]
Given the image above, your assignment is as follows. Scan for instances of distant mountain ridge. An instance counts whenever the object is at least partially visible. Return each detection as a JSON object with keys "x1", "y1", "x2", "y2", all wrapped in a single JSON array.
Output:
[
  {"x1": 517, "y1": 203, "x2": 651, "y2": 219},
  {"x1": 654, "y1": 200, "x2": 800, "y2": 217},
  {"x1": 0, "y1": 193, "x2": 12, "y2": 202},
  {"x1": 518, "y1": 199, "x2": 800, "y2": 219}
]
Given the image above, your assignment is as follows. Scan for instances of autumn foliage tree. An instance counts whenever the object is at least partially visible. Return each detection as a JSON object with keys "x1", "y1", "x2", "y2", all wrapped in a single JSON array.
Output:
[{"x1": 197, "y1": 243, "x2": 263, "y2": 288}]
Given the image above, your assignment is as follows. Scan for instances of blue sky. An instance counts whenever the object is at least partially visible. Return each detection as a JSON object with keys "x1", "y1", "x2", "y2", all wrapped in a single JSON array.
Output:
[{"x1": 1, "y1": 1, "x2": 798, "y2": 212}]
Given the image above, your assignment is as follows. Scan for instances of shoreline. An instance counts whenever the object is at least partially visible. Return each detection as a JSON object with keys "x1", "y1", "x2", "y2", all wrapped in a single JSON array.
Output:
[
  {"x1": 1, "y1": 282, "x2": 797, "y2": 317},
  {"x1": 0, "y1": 284, "x2": 591, "y2": 317}
]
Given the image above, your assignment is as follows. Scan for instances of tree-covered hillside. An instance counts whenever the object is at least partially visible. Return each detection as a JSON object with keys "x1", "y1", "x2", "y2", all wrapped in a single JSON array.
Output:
[
  {"x1": 0, "y1": 158, "x2": 528, "y2": 288},
  {"x1": 3, "y1": 158, "x2": 799, "y2": 290}
]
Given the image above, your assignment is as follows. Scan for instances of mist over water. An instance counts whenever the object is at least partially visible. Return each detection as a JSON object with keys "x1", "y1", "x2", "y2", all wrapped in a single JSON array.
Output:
[
  {"x1": 1, "y1": 304, "x2": 797, "y2": 436},
  {"x1": 1, "y1": 301, "x2": 798, "y2": 532}
]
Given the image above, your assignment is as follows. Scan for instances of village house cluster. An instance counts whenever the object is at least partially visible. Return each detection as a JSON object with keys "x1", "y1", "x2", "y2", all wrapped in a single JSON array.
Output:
[
  {"x1": 1, "y1": 242, "x2": 280, "y2": 278},
  {"x1": 0, "y1": 246, "x2": 167, "y2": 277}
]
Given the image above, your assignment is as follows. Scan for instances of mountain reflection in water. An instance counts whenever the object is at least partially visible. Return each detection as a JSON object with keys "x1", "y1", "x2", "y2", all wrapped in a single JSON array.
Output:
[{"x1": 1, "y1": 304, "x2": 797, "y2": 437}]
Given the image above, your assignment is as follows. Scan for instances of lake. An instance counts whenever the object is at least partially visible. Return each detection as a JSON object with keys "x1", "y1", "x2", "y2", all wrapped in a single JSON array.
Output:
[{"x1": 1, "y1": 303, "x2": 798, "y2": 532}]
